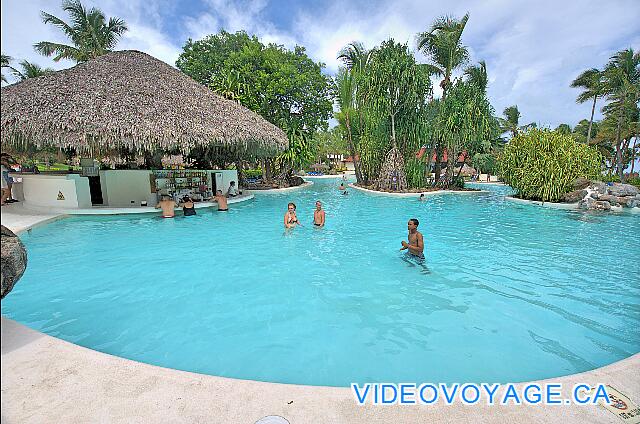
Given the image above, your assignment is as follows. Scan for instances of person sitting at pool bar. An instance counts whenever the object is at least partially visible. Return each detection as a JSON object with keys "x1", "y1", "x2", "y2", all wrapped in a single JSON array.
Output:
[
  {"x1": 284, "y1": 202, "x2": 299, "y2": 229},
  {"x1": 180, "y1": 195, "x2": 196, "y2": 216},
  {"x1": 227, "y1": 181, "x2": 239, "y2": 197},
  {"x1": 215, "y1": 190, "x2": 229, "y2": 211},
  {"x1": 400, "y1": 218, "x2": 424, "y2": 258},
  {"x1": 156, "y1": 195, "x2": 178, "y2": 218}
]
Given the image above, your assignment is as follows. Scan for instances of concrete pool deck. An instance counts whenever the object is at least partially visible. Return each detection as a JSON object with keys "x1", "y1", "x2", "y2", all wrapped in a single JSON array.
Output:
[{"x1": 1, "y1": 203, "x2": 639, "y2": 424}]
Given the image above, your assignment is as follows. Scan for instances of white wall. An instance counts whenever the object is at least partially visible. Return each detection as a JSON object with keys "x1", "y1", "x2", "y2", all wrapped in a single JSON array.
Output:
[
  {"x1": 99, "y1": 170, "x2": 155, "y2": 207},
  {"x1": 207, "y1": 170, "x2": 238, "y2": 194},
  {"x1": 18, "y1": 174, "x2": 91, "y2": 209}
]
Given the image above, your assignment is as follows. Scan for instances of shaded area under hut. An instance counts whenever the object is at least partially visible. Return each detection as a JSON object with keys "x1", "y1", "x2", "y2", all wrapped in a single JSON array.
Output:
[{"x1": 1, "y1": 50, "x2": 288, "y2": 209}]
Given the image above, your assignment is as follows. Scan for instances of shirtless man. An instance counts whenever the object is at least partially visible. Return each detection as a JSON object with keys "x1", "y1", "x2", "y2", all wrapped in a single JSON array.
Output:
[
  {"x1": 284, "y1": 202, "x2": 299, "y2": 229},
  {"x1": 400, "y1": 218, "x2": 424, "y2": 258},
  {"x1": 214, "y1": 190, "x2": 229, "y2": 211},
  {"x1": 313, "y1": 200, "x2": 325, "y2": 227},
  {"x1": 156, "y1": 195, "x2": 178, "y2": 218}
]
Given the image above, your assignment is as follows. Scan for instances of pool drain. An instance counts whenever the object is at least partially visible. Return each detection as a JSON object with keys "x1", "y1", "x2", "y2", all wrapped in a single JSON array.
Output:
[{"x1": 255, "y1": 416, "x2": 290, "y2": 424}]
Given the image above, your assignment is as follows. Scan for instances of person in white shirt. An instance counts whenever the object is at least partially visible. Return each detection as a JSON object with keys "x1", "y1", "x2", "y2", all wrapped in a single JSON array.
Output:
[{"x1": 227, "y1": 181, "x2": 239, "y2": 197}]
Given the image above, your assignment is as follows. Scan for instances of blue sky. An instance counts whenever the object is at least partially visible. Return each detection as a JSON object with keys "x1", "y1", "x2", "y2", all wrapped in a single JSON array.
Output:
[{"x1": 2, "y1": 0, "x2": 640, "y2": 134}]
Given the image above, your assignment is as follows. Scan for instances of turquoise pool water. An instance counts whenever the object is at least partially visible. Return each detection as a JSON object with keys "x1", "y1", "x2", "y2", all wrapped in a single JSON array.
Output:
[{"x1": 3, "y1": 179, "x2": 639, "y2": 386}]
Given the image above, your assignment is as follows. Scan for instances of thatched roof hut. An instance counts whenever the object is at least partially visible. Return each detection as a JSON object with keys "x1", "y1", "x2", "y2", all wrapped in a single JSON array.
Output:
[{"x1": 1, "y1": 50, "x2": 288, "y2": 157}]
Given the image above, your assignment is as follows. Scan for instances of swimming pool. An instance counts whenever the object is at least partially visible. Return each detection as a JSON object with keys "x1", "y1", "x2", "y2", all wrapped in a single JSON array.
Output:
[{"x1": 3, "y1": 178, "x2": 639, "y2": 386}]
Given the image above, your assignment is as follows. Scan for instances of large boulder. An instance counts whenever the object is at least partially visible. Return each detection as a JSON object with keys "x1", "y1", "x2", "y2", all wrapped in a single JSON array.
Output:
[
  {"x1": 573, "y1": 177, "x2": 591, "y2": 190},
  {"x1": 593, "y1": 182, "x2": 608, "y2": 195},
  {"x1": 562, "y1": 189, "x2": 587, "y2": 203},
  {"x1": 1, "y1": 225, "x2": 27, "y2": 299},
  {"x1": 608, "y1": 183, "x2": 639, "y2": 197},
  {"x1": 592, "y1": 200, "x2": 612, "y2": 211},
  {"x1": 599, "y1": 194, "x2": 621, "y2": 206}
]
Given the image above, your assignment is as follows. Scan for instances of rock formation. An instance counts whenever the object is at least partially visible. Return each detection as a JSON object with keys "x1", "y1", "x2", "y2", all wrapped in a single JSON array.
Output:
[
  {"x1": 376, "y1": 146, "x2": 408, "y2": 192},
  {"x1": 563, "y1": 181, "x2": 639, "y2": 211},
  {"x1": 1, "y1": 225, "x2": 27, "y2": 299}
]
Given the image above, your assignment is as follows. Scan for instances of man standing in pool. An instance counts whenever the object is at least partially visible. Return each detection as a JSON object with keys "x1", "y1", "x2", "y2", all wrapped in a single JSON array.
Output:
[
  {"x1": 400, "y1": 218, "x2": 424, "y2": 258},
  {"x1": 313, "y1": 200, "x2": 325, "y2": 227},
  {"x1": 155, "y1": 194, "x2": 178, "y2": 218},
  {"x1": 214, "y1": 190, "x2": 229, "y2": 211}
]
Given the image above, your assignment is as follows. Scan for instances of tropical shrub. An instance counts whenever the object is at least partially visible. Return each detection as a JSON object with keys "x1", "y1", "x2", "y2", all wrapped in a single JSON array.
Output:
[
  {"x1": 498, "y1": 128, "x2": 601, "y2": 202},
  {"x1": 244, "y1": 169, "x2": 263, "y2": 179}
]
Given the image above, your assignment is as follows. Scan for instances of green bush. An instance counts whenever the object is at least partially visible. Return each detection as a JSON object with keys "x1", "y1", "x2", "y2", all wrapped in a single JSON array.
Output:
[
  {"x1": 498, "y1": 128, "x2": 601, "y2": 202},
  {"x1": 243, "y1": 169, "x2": 263, "y2": 179}
]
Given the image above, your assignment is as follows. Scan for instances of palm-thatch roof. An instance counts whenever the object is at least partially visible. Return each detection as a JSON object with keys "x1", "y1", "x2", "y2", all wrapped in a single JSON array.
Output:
[{"x1": 1, "y1": 50, "x2": 288, "y2": 157}]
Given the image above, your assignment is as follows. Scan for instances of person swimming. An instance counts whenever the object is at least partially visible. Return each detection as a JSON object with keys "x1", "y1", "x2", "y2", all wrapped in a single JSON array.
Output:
[
  {"x1": 419, "y1": 193, "x2": 425, "y2": 201},
  {"x1": 313, "y1": 200, "x2": 325, "y2": 227},
  {"x1": 284, "y1": 202, "x2": 300, "y2": 228}
]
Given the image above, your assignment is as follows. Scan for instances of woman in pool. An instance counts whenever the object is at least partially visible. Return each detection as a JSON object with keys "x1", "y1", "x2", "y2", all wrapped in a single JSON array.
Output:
[
  {"x1": 284, "y1": 202, "x2": 300, "y2": 229},
  {"x1": 181, "y1": 195, "x2": 196, "y2": 216}
]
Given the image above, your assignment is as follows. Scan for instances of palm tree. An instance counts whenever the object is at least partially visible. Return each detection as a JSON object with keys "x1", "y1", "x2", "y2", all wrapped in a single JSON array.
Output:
[
  {"x1": 1, "y1": 53, "x2": 12, "y2": 83},
  {"x1": 416, "y1": 13, "x2": 470, "y2": 101},
  {"x1": 337, "y1": 41, "x2": 371, "y2": 184},
  {"x1": 9, "y1": 60, "x2": 55, "y2": 81},
  {"x1": 499, "y1": 105, "x2": 535, "y2": 138},
  {"x1": 602, "y1": 48, "x2": 640, "y2": 182},
  {"x1": 337, "y1": 41, "x2": 371, "y2": 74},
  {"x1": 334, "y1": 67, "x2": 364, "y2": 184},
  {"x1": 416, "y1": 13, "x2": 470, "y2": 182},
  {"x1": 571, "y1": 68, "x2": 605, "y2": 145},
  {"x1": 464, "y1": 60, "x2": 488, "y2": 92},
  {"x1": 34, "y1": 0, "x2": 127, "y2": 63}
]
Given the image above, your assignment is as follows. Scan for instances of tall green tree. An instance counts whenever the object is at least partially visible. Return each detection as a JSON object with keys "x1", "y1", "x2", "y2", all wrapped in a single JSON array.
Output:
[
  {"x1": 555, "y1": 123, "x2": 572, "y2": 135},
  {"x1": 335, "y1": 67, "x2": 364, "y2": 183},
  {"x1": 431, "y1": 80, "x2": 499, "y2": 181},
  {"x1": 177, "y1": 30, "x2": 333, "y2": 183},
  {"x1": 416, "y1": 13, "x2": 470, "y2": 181},
  {"x1": 463, "y1": 60, "x2": 488, "y2": 92},
  {"x1": 417, "y1": 13, "x2": 470, "y2": 100},
  {"x1": 177, "y1": 31, "x2": 333, "y2": 134},
  {"x1": 499, "y1": 105, "x2": 535, "y2": 138},
  {"x1": 1, "y1": 53, "x2": 12, "y2": 83},
  {"x1": 571, "y1": 68, "x2": 605, "y2": 145},
  {"x1": 336, "y1": 41, "x2": 372, "y2": 184},
  {"x1": 572, "y1": 119, "x2": 599, "y2": 144},
  {"x1": 602, "y1": 48, "x2": 640, "y2": 182},
  {"x1": 34, "y1": 0, "x2": 127, "y2": 63}
]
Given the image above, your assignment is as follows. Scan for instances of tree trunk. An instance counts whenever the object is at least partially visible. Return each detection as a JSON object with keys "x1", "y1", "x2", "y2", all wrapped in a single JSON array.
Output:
[
  {"x1": 587, "y1": 96, "x2": 596, "y2": 144},
  {"x1": 390, "y1": 113, "x2": 397, "y2": 148},
  {"x1": 615, "y1": 107, "x2": 625, "y2": 182},
  {"x1": 235, "y1": 159, "x2": 246, "y2": 187},
  {"x1": 345, "y1": 114, "x2": 364, "y2": 184},
  {"x1": 263, "y1": 159, "x2": 273, "y2": 183},
  {"x1": 631, "y1": 137, "x2": 637, "y2": 175},
  {"x1": 433, "y1": 144, "x2": 442, "y2": 184}
]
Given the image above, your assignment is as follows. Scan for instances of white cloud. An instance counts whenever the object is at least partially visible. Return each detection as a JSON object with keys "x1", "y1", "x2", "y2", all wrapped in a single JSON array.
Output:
[{"x1": 2, "y1": 0, "x2": 639, "y2": 129}]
